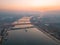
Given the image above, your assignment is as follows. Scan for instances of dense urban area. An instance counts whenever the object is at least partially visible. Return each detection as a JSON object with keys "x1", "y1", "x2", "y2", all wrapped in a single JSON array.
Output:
[{"x1": 31, "y1": 11, "x2": 60, "y2": 40}]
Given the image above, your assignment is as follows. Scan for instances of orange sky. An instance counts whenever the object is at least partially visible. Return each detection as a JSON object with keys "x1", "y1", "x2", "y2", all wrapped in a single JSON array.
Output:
[{"x1": 0, "y1": 0, "x2": 60, "y2": 11}]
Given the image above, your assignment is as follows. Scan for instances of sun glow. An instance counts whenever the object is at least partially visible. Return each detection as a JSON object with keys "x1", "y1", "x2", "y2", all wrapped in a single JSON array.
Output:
[
  {"x1": 0, "y1": 0, "x2": 60, "y2": 11},
  {"x1": 30, "y1": 0, "x2": 57, "y2": 7}
]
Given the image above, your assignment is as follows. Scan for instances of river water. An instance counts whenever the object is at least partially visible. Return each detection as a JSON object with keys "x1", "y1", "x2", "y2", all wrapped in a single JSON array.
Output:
[{"x1": 2, "y1": 17, "x2": 59, "y2": 45}]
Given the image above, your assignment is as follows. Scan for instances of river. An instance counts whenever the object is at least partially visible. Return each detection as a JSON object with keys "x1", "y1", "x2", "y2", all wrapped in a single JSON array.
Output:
[{"x1": 2, "y1": 16, "x2": 59, "y2": 45}]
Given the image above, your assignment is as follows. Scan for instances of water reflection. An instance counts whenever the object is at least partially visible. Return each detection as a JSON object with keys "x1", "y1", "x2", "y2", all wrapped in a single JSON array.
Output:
[
  {"x1": 0, "y1": 24, "x2": 33, "y2": 45},
  {"x1": 0, "y1": 27, "x2": 59, "y2": 45},
  {"x1": 3, "y1": 28, "x2": 56, "y2": 45}
]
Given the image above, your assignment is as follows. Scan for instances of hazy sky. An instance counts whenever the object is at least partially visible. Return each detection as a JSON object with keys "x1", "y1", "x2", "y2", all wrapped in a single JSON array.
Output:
[{"x1": 0, "y1": 0, "x2": 60, "y2": 11}]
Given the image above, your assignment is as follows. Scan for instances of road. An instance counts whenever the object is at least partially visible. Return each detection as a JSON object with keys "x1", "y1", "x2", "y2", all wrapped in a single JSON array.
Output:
[{"x1": 2, "y1": 16, "x2": 59, "y2": 45}]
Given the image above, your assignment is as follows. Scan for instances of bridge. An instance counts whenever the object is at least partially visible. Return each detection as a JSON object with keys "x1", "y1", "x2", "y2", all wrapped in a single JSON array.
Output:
[
  {"x1": 1, "y1": 16, "x2": 33, "y2": 27},
  {"x1": 0, "y1": 16, "x2": 33, "y2": 28},
  {"x1": 10, "y1": 16, "x2": 34, "y2": 30}
]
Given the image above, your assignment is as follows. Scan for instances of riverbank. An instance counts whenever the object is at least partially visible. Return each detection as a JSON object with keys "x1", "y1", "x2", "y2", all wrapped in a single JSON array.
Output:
[{"x1": 32, "y1": 24, "x2": 60, "y2": 45}]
